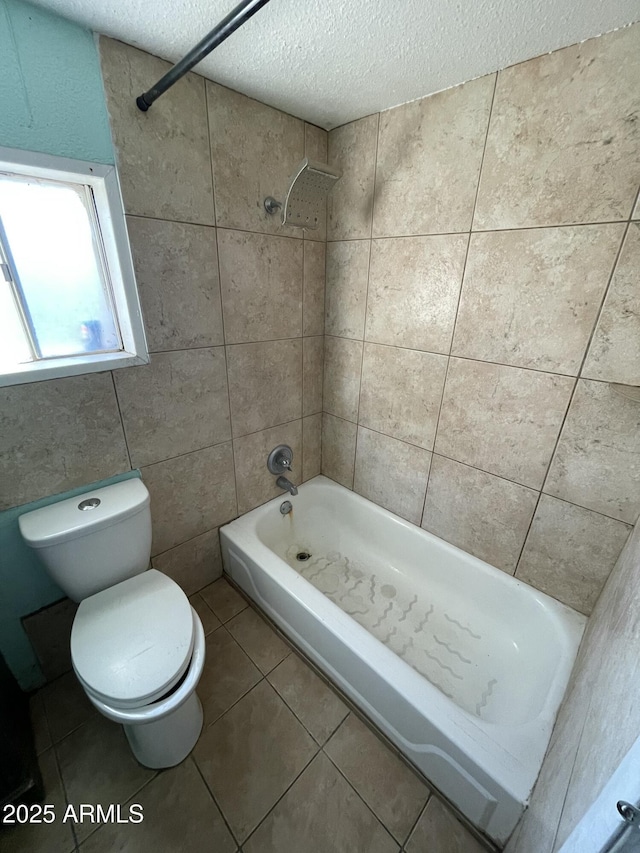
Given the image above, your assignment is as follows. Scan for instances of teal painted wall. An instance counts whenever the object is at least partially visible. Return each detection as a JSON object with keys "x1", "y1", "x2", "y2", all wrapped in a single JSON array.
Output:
[
  {"x1": 0, "y1": 0, "x2": 120, "y2": 689},
  {"x1": 0, "y1": 0, "x2": 114, "y2": 164},
  {"x1": 0, "y1": 471, "x2": 141, "y2": 691}
]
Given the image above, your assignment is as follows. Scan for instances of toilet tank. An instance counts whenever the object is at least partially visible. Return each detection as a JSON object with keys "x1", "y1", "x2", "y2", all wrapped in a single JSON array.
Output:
[{"x1": 19, "y1": 479, "x2": 152, "y2": 603}]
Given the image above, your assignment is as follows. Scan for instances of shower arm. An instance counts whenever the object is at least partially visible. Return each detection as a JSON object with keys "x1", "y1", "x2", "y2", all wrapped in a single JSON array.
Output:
[
  {"x1": 264, "y1": 197, "x2": 282, "y2": 214},
  {"x1": 136, "y1": 0, "x2": 272, "y2": 112}
]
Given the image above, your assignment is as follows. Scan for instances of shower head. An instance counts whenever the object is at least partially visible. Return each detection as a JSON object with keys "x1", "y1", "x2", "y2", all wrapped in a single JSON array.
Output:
[
  {"x1": 264, "y1": 158, "x2": 341, "y2": 230},
  {"x1": 282, "y1": 158, "x2": 341, "y2": 230}
]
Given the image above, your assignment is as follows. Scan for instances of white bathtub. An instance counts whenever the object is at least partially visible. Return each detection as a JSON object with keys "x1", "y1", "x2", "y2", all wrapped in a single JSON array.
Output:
[{"x1": 220, "y1": 475, "x2": 585, "y2": 846}]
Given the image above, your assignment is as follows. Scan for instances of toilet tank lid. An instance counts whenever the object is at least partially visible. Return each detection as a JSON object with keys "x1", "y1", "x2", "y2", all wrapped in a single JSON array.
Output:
[{"x1": 18, "y1": 479, "x2": 150, "y2": 548}]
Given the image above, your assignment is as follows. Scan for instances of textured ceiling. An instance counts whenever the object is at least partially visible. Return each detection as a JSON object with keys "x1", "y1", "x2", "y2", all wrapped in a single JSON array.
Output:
[{"x1": 30, "y1": 0, "x2": 640, "y2": 128}]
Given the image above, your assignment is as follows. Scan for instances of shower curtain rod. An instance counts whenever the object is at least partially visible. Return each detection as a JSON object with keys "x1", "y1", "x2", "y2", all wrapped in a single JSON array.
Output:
[{"x1": 136, "y1": 0, "x2": 273, "y2": 111}]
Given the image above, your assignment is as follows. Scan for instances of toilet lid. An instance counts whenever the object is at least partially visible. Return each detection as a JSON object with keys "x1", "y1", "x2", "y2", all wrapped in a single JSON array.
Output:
[{"x1": 71, "y1": 570, "x2": 194, "y2": 709}]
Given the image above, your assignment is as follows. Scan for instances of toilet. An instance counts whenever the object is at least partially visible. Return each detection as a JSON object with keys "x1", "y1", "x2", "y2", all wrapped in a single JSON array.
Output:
[{"x1": 18, "y1": 478, "x2": 206, "y2": 769}]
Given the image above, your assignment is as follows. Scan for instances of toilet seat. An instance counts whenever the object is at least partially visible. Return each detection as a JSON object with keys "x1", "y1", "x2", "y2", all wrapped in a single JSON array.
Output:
[
  {"x1": 71, "y1": 569, "x2": 194, "y2": 710},
  {"x1": 84, "y1": 607, "x2": 206, "y2": 727}
]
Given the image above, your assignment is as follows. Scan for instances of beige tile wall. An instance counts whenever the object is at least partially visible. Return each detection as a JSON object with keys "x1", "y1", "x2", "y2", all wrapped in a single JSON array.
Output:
[
  {"x1": 322, "y1": 23, "x2": 640, "y2": 615},
  {"x1": 0, "y1": 38, "x2": 326, "y2": 606},
  {"x1": 506, "y1": 521, "x2": 640, "y2": 853}
]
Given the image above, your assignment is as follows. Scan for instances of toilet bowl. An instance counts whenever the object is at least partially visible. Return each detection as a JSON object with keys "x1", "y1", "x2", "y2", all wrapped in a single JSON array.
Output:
[
  {"x1": 18, "y1": 479, "x2": 206, "y2": 768},
  {"x1": 71, "y1": 570, "x2": 206, "y2": 768}
]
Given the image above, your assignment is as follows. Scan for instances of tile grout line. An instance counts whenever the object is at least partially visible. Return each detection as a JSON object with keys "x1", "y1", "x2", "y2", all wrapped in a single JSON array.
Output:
[
  {"x1": 151, "y1": 524, "x2": 223, "y2": 563},
  {"x1": 320, "y1": 745, "x2": 418, "y2": 849},
  {"x1": 368, "y1": 112, "x2": 382, "y2": 244},
  {"x1": 225, "y1": 624, "x2": 294, "y2": 679},
  {"x1": 299, "y1": 328, "x2": 304, "y2": 473},
  {"x1": 220, "y1": 201, "x2": 296, "y2": 518},
  {"x1": 226, "y1": 632, "x2": 426, "y2": 849},
  {"x1": 217, "y1": 584, "x2": 356, "y2": 752},
  {"x1": 203, "y1": 78, "x2": 218, "y2": 233},
  {"x1": 43, "y1": 588, "x2": 486, "y2": 853},
  {"x1": 191, "y1": 754, "x2": 242, "y2": 849},
  {"x1": 238, "y1": 745, "x2": 320, "y2": 849},
  {"x1": 470, "y1": 71, "x2": 499, "y2": 234},
  {"x1": 124, "y1": 211, "x2": 216, "y2": 230},
  {"x1": 140, "y1": 434, "x2": 231, "y2": 466},
  {"x1": 109, "y1": 371, "x2": 133, "y2": 471},
  {"x1": 41, "y1": 703, "x2": 81, "y2": 853},
  {"x1": 301, "y1": 236, "x2": 307, "y2": 462},
  {"x1": 576, "y1": 220, "x2": 632, "y2": 381},
  {"x1": 147, "y1": 342, "x2": 225, "y2": 354},
  {"x1": 321, "y1": 412, "x2": 632, "y2": 526},
  {"x1": 138, "y1": 414, "x2": 307, "y2": 477},
  {"x1": 63, "y1": 750, "x2": 160, "y2": 849},
  {"x1": 419, "y1": 357, "x2": 451, "y2": 526},
  {"x1": 234, "y1": 400, "x2": 633, "y2": 524},
  {"x1": 238, "y1": 582, "x2": 440, "y2": 795},
  {"x1": 421, "y1": 71, "x2": 498, "y2": 527},
  {"x1": 452, "y1": 70, "x2": 499, "y2": 340},
  {"x1": 234, "y1": 620, "x2": 350, "y2": 754},
  {"x1": 86, "y1": 765, "x2": 162, "y2": 845},
  {"x1": 200, "y1": 71, "x2": 239, "y2": 524},
  {"x1": 63, "y1": 608, "x2": 317, "y2": 852},
  {"x1": 511, "y1": 218, "x2": 636, "y2": 575},
  {"x1": 191, "y1": 590, "x2": 217, "y2": 622},
  {"x1": 549, "y1": 699, "x2": 592, "y2": 853},
  {"x1": 351, "y1": 239, "x2": 373, "y2": 488},
  {"x1": 201, "y1": 619, "x2": 328, "y2": 846},
  {"x1": 350, "y1": 112, "x2": 381, "y2": 491},
  {"x1": 146, "y1": 337, "x2": 322, "y2": 355},
  {"x1": 534, "y1": 220, "x2": 633, "y2": 491},
  {"x1": 322, "y1": 333, "x2": 598, "y2": 381},
  {"x1": 267, "y1": 680, "x2": 347, "y2": 752},
  {"x1": 47, "y1": 717, "x2": 96, "y2": 751},
  {"x1": 150, "y1": 335, "x2": 316, "y2": 350},
  {"x1": 196, "y1": 625, "x2": 269, "y2": 730},
  {"x1": 324, "y1": 217, "x2": 632, "y2": 242},
  {"x1": 402, "y1": 796, "x2": 432, "y2": 851},
  {"x1": 455, "y1": 444, "x2": 631, "y2": 527},
  {"x1": 630, "y1": 182, "x2": 640, "y2": 221},
  {"x1": 319, "y1": 241, "x2": 326, "y2": 478},
  {"x1": 125, "y1": 212, "x2": 308, "y2": 243},
  {"x1": 511, "y1": 378, "x2": 579, "y2": 577},
  {"x1": 205, "y1": 587, "x2": 498, "y2": 850}
]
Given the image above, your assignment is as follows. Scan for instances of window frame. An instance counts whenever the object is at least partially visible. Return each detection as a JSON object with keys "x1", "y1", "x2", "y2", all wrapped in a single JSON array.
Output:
[{"x1": 0, "y1": 146, "x2": 148, "y2": 387}]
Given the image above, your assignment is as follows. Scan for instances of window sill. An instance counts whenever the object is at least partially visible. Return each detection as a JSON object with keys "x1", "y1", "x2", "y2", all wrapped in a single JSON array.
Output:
[{"x1": 0, "y1": 350, "x2": 150, "y2": 387}]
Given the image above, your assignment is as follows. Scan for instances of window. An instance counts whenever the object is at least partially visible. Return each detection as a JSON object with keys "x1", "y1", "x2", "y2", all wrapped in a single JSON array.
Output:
[{"x1": 0, "y1": 148, "x2": 148, "y2": 386}]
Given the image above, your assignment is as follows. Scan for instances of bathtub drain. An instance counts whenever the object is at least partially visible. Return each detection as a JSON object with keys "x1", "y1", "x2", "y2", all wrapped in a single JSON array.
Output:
[{"x1": 296, "y1": 551, "x2": 312, "y2": 562}]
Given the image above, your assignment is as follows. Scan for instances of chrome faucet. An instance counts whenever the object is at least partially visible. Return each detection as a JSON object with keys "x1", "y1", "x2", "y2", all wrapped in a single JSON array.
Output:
[
  {"x1": 276, "y1": 476, "x2": 298, "y2": 496},
  {"x1": 267, "y1": 445, "x2": 299, "y2": 497}
]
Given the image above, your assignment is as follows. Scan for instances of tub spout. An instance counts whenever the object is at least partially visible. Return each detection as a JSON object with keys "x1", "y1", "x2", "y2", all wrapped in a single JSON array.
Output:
[{"x1": 276, "y1": 476, "x2": 298, "y2": 496}]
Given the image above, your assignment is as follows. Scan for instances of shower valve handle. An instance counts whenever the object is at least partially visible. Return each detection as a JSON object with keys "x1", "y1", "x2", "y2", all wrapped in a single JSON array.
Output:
[{"x1": 267, "y1": 444, "x2": 294, "y2": 475}]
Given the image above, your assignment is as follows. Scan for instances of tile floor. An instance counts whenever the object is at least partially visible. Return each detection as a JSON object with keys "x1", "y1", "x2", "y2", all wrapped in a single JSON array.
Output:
[{"x1": 4, "y1": 577, "x2": 492, "y2": 853}]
